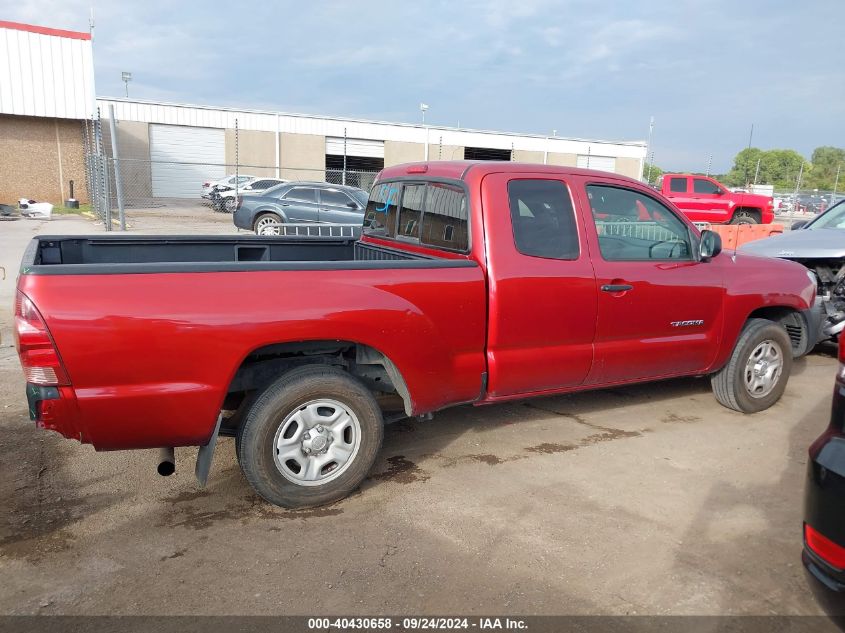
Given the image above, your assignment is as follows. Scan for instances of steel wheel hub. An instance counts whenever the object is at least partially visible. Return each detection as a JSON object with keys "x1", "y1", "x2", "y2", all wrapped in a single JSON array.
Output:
[
  {"x1": 743, "y1": 339, "x2": 783, "y2": 399},
  {"x1": 272, "y1": 399, "x2": 361, "y2": 486}
]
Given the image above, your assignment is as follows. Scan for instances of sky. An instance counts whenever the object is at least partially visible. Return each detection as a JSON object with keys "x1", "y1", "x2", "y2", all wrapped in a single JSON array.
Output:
[{"x1": 2, "y1": 0, "x2": 843, "y2": 172}]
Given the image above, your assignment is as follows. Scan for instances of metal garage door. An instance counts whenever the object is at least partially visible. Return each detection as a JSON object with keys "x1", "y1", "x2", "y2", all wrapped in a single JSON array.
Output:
[
  {"x1": 325, "y1": 137, "x2": 384, "y2": 157},
  {"x1": 150, "y1": 124, "x2": 225, "y2": 198},
  {"x1": 577, "y1": 154, "x2": 616, "y2": 173}
]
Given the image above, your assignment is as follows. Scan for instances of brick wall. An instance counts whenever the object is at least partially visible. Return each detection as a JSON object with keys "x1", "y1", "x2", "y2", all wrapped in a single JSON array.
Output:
[{"x1": 0, "y1": 114, "x2": 88, "y2": 205}]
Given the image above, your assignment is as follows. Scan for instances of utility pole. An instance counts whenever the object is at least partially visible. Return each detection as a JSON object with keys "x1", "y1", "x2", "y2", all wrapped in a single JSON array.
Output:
[
  {"x1": 753, "y1": 158, "x2": 761, "y2": 186},
  {"x1": 792, "y1": 161, "x2": 805, "y2": 221},
  {"x1": 832, "y1": 164, "x2": 842, "y2": 204},
  {"x1": 744, "y1": 123, "x2": 754, "y2": 185},
  {"x1": 706, "y1": 154, "x2": 712, "y2": 177}
]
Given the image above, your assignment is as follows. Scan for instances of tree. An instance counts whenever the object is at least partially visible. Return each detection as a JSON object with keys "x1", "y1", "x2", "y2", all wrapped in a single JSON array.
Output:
[
  {"x1": 808, "y1": 146, "x2": 845, "y2": 190},
  {"x1": 725, "y1": 147, "x2": 806, "y2": 189},
  {"x1": 642, "y1": 162, "x2": 663, "y2": 185}
]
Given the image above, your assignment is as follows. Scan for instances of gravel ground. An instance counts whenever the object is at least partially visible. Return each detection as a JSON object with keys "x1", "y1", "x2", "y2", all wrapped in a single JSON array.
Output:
[{"x1": 0, "y1": 210, "x2": 836, "y2": 617}]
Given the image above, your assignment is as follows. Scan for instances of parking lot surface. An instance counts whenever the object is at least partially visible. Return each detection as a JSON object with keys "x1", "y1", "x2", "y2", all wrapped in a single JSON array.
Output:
[{"x1": 0, "y1": 212, "x2": 834, "y2": 616}]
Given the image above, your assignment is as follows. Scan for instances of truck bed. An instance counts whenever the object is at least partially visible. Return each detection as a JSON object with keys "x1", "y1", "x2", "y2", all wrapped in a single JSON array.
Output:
[{"x1": 22, "y1": 235, "x2": 459, "y2": 274}]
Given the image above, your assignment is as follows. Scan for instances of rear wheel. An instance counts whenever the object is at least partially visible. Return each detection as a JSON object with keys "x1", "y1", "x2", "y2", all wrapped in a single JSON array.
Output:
[
  {"x1": 730, "y1": 209, "x2": 760, "y2": 224},
  {"x1": 236, "y1": 365, "x2": 384, "y2": 508},
  {"x1": 223, "y1": 197, "x2": 237, "y2": 214},
  {"x1": 711, "y1": 318, "x2": 792, "y2": 413},
  {"x1": 254, "y1": 213, "x2": 283, "y2": 235}
]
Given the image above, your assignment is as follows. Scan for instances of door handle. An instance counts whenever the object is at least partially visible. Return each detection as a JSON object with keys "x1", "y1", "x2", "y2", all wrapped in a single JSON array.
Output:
[{"x1": 601, "y1": 284, "x2": 633, "y2": 293}]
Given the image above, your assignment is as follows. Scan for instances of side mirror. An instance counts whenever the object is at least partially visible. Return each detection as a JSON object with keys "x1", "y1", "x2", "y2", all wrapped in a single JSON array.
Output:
[
  {"x1": 347, "y1": 201, "x2": 358, "y2": 208},
  {"x1": 791, "y1": 220, "x2": 808, "y2": 230},
  {"x1": 699, "y1": 229, "x2": 722, "y2": 261}
]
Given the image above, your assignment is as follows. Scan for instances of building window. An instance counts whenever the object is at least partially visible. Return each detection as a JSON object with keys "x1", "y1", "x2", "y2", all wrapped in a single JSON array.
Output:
[
  {"x1": 464, "y1": 147, "x2": 511, "y2": 161},
  {"x1": 576, "y1": 155, "x2": 617, "y2": 173}
]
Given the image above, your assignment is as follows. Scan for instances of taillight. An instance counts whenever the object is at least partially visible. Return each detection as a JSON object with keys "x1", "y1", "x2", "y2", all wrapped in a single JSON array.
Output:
[
  {"x1": 805, "y1": 523, "x2": 845, "y2": 570},
  {"x1": 203, "y1": 182, "x2": 210, "y2": 187},
  {"x1": 14, "y1": 291, "x2": 70, "y2": 386}
]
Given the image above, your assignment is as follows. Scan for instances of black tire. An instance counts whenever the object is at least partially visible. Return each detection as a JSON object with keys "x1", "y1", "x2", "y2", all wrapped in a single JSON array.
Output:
[
  {"x1": 730, "y1": 210, "x2": 760, "y2": 225},
  {"x1": 711, "y1": 318, "x2": 793, "y2": 413},
  {"x1": 253, "y1": 212, "x2": 283, "y2": 235},
  {"x1": 236, "y1": 365, "x2": 383, "y2": 508}
]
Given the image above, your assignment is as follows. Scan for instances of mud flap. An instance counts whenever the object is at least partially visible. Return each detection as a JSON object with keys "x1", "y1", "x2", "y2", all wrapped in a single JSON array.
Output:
[{"x1": 195, "y1": 413, "x2": 223, "y2": 487}]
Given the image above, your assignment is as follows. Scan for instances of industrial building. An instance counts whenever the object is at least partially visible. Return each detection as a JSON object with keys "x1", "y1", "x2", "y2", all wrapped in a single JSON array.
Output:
[
  {"x1": 1, "y1": 19, "x2": 647, "y2": 205},
  {"x1": 0, "y1": 20, "x2": 95, "y2": 204},
  {"x1": 98, "y1": 98, "x2": 648, "y2": 199}
]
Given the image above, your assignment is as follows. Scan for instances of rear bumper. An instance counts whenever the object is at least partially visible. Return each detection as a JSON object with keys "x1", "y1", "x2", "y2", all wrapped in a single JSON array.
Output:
[
  {"x1": 25, "y1": 382, "x2": 83, "y2": 442},
  {"x1": 232, "y1": 206, "x2": 252, "y2": 230}
]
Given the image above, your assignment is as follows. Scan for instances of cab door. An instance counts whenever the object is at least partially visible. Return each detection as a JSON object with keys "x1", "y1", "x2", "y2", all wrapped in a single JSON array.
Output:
[
  {"x1": 576, "y1": 179, "x2": 724, "y2": 385},
  {"x1": 482, "y1": 173, "x2": 598, "y2": 397},
  {"x1": 688, "y1": 177, "x2": 733, "y2": 223}
]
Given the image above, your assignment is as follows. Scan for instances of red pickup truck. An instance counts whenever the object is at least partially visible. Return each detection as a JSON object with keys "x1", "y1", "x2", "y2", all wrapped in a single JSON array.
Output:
[
  {"x1": 15, "y1": 161, "x2": 817, "y2": 508},
  {"x1": 655, "y1": 173, "x2": 775, "y2": 225}
]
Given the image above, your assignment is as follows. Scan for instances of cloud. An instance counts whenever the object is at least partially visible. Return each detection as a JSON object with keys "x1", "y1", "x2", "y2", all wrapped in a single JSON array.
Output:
[{"x1": 0, "y1": 0, "x2": 842, "y2": 172}]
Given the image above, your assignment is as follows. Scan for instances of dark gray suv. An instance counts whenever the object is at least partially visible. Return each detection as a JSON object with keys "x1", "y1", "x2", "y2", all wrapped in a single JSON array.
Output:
[{"x1": 233, "y1": 181, "x2": 369, "y2": 234}]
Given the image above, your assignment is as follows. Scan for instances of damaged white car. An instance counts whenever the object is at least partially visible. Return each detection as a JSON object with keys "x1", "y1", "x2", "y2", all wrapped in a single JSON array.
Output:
[{"x1": 741, "y1": 200, "x2": 845, "y2": 342}]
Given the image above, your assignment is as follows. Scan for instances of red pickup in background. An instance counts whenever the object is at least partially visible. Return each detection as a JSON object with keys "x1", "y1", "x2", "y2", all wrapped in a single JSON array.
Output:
[{"x1": 655, "y1": 173, "x2": 775, "y2": 225}]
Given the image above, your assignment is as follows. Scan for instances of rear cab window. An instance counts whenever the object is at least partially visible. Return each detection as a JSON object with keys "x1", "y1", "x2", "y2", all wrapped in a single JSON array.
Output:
[{"x1": 364, "y1": 180, "x2": 469, "y2": 252}]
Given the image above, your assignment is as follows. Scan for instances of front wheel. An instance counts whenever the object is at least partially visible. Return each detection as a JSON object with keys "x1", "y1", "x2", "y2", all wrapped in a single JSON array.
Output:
[
  {"x1": 236, "y1": 366, "x2": 384, "y2": 508},
  {"x1": 711, "y1": 318, "x2": 793, "y2": 413},
  {"x1": 730, "y1": 210, "x2": 760, "y2": 224}
]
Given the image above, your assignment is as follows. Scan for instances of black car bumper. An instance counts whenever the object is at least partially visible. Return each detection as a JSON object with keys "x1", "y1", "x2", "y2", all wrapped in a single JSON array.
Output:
[{"x1": 805, "y1": 391, "x2": 845, "y2": 615}]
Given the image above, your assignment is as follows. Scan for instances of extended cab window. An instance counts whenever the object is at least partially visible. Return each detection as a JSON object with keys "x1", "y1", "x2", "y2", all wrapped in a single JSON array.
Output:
[
  {"x1": 419, "y1": 183, "x2": 468, "y2": 251},
  {"x1": 693, "y1": 178, "x2": 721, "y2": 194},
  {"x1": 588, "y1": 185, "x2": 692, "y2": 261},
  {"x1": 364, "y1": 182, "x2": 400, "y2": 237},
  {"x1": 508, "y1": 179, "x2": 579, "y2": 260},
  {"x1": 669, "y1": 177, "x2": 687, "y2": 193}
]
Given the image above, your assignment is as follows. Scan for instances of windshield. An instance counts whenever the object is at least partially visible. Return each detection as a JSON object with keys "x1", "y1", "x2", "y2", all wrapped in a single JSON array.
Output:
[{"x1": 808, "y1": 200, "x2": 845, "y2": 230}]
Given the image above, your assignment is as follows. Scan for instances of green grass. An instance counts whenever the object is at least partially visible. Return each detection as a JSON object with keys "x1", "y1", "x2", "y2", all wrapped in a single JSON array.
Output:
[{"x1": 52, "y1": 203, "x2": 93, "y2": 215}]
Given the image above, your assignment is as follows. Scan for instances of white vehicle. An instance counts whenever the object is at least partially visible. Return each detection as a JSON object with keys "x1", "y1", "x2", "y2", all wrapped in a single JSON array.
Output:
[
  {"x1": 211, "y1": 178, "x2": 288, "y2": 212},
  {"x1": 201, "y1": 174, "x2": 256, "y2": 199}
]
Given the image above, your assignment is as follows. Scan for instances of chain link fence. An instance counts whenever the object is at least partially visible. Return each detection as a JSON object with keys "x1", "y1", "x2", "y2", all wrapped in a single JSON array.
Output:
[{"x1": 82, "y1": 115, "x2": 379, "y2": 231}]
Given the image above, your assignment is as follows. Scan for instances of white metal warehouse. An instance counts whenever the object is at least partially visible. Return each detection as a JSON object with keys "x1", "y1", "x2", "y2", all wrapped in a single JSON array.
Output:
[{"x1": 97, "y1": 97, "x2": 648, "y2": 199}]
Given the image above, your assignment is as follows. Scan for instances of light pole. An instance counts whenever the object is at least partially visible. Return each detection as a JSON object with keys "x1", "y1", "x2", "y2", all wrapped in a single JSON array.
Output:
[
  {"x1": 420, "y1": 103, "x2": 430, "y2": 160},
  {"x1": 644, "y1": 116, "x2": 654, "y2": 183},
  {"x1": 832, "y1": 164, "x2": 842, "y2": 205},
  {"x1": 121, "y1": 72, "x2": 132, "y2": 98}
]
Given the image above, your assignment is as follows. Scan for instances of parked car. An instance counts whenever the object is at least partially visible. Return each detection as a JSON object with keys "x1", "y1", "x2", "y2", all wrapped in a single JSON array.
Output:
[
  {"x1": 803, "y1": 340, "x2": 845, "y2": 616},
  {"x1": 15, "y1": 161, "x2": 816, "y2": 509},
  {"x1": 655, "y1": 174, "x2": 775, "y2": 224},
  {"x1": 201, "y1": 174, "x2": 255, "y2": 200},
  {"x1": 232, "y1": 181, "x2": 368, "y2": 234},
  {"x1": 741, "y1": 199, "x2": 845, "y2": 342},
  {"x1": 210, "y1": 178, "x2": 288, "y2": 213}
]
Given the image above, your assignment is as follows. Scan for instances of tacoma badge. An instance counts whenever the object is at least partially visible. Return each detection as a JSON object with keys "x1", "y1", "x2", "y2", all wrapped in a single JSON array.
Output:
[{"x1": 671, "y1": 320, "x2": 704, "y2": 327}]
